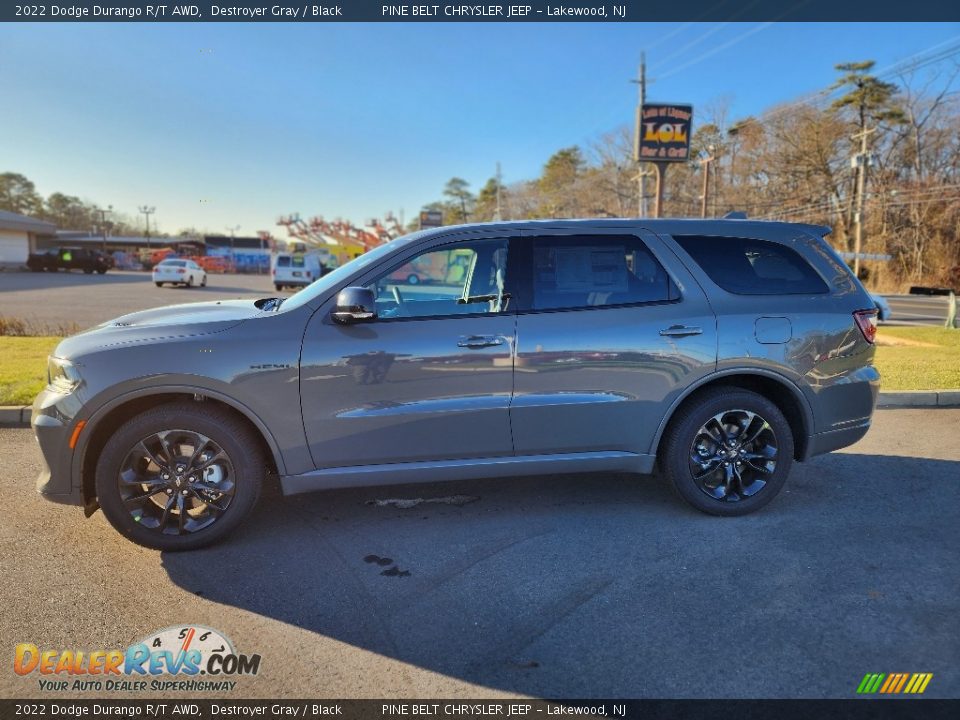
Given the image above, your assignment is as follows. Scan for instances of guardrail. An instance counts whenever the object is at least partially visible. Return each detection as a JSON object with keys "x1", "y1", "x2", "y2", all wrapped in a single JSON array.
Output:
[{"x1": 883, "y1": 292, "x2": 958, "y2": 328}]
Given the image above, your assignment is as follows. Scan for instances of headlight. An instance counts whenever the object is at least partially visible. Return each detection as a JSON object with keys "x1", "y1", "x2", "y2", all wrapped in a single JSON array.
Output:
[{"x1": 47, "y1": 356, "x2": 81, "y2": 393}]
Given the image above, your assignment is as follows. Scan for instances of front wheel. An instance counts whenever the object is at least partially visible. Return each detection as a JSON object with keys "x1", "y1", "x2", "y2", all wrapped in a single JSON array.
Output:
[
  {"x1": 95, "y1": 402, "x2": 265, "y2": 550},
  {"x1": 201, "y1": 276, "x2": 207, "y2": 287},
  {"x1": 186, "y1": 276, "x2": 194, "y2": 287},
  {"x1": 660, "y1": 388, "x2": 794, "y2": 516}
]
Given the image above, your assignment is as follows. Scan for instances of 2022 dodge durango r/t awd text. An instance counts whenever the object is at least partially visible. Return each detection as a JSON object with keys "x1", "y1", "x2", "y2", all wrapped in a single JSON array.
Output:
[{"x1": 32, "y1": 219, "x2": 881, "y2": 550}]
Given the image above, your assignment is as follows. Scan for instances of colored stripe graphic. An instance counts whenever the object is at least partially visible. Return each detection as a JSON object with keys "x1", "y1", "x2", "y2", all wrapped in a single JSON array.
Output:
[{"x1": 857, "y1": 672, "x2": 932, "y2": 694}]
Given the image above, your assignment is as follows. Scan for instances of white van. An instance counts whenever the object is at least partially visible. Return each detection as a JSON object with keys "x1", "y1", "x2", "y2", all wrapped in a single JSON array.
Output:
[{"x1": 271, "y1": 253, "x2": 327, "y2": 291}]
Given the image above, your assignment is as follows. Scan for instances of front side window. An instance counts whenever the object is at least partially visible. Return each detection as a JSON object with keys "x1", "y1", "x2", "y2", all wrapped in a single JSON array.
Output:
[
  {"x1": 529, "y1": 235, "x2": 678, "y2": 311},
  {"x1": 366, "y1": 239, "x2": 509, "y2": 319},
  {"x1": 673, "y1": 235, "x2": 829, "y2": 295}
]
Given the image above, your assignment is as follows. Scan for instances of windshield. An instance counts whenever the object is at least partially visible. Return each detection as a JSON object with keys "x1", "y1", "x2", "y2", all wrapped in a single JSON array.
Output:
[{"x1": 279, "y1": 230, "x2": 432, "y2": 313}]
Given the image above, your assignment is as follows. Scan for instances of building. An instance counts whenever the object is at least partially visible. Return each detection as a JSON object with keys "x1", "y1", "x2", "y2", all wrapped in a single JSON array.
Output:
[{"x1": 0, "y1": 210, "x2": 56, "y2": 269}]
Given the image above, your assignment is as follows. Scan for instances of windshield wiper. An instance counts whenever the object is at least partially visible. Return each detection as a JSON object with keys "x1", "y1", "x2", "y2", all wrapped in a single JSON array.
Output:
[{"x1": 458, "y1": 292, "x2": 511, "y2": 305}]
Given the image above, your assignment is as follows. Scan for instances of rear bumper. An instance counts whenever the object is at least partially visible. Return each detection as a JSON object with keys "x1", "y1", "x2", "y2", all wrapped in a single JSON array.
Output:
[
  {"x1": 804, "y1": 419, "x2": 872, "y2": 459},
  {"x1": 803, "y1": 363, "x2": 880, "y2": 459}
]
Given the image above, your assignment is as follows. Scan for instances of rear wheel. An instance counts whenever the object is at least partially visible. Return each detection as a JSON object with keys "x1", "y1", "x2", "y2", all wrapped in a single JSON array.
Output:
[
  {"x1": 186, "y1": 276, "x2": 194, "y2": 288},
  {"x1": 83, "y1": 268, "x2": 93, "y2": 274},
  {"x1": 661, "y1": 388, "x2": 794, "y2": 516},
  {"x1": 275, "y1": 284, "x2": 283, "y2": 291},
  {"x1": 155, "y1": 282, "x2": 163, "y2": 287},
  {"x1": 95, "y1": 402, "x2": 265, "y2": 550},
  {"x1": 201, "y1": 275, "x2": 207, "y2": 287}
]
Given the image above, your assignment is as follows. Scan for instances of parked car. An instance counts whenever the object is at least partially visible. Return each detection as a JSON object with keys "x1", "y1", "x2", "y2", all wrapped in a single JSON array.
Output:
[
  {"x1": 152, "y1": 258, "x2": 207, "y2": 288},
  {"x1": 870, "y1": 293, "x2": 893, "y2": 322},
  {"x1": 33, "y1": 218, "x2": 880, "y2": 550},
  {"x1": 27, "y1": 247, "x2": 113, "y2": 274},
  {"x1": 271, "y1": 252, "x2": 328, "y2": 291}
]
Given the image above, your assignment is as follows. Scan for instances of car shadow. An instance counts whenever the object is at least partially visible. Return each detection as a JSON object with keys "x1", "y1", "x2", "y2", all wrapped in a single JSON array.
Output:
[{"x1": 160, "y1": 453, "x2": 960, "y2": 698}]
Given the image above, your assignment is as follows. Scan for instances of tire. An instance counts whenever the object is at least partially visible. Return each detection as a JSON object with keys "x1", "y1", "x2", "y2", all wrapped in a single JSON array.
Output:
[
  {"x1": 660, "y1": 388, "x2": 794, "y2": 516},
  {"x1": 83, "y1": 268, "x2": 93, "y2": 274},
  {"x1": 407, "y1": 274, "x2": 420, "y2": 285},
  {"x1": 95, "y1": 402, "x2": 266, "y2": 551},
  {"x1": 97, "y1": 269, "x2": 107, "y2": 275},
  {"x1": 275, "y1": 284, "x2": 283, "y2": 292},
  {"x1": 186, "y1": 276, "x2": 194, "y2": 288},
  {"x1": 155, "y1": 282, "x2": 163, "y2": 287},
  {"x1": 201, "y1": 276, "x2": 207, "y2": 287}
]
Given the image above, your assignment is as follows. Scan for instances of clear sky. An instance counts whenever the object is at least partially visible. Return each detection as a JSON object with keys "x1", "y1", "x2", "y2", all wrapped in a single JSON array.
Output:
[{"x1": 2, "y1": 21, "x2": 959, "y2": 236}]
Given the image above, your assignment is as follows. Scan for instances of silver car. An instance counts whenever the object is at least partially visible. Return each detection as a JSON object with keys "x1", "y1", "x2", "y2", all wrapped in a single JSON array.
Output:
[{"x1": 33, "y1": 219, "x2": 880, "y2": 550}]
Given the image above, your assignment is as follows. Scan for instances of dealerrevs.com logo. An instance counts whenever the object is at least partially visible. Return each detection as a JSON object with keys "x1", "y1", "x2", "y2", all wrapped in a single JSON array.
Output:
[{"x1": 14, "y1": 625, "x2": 261, "y2": 693}]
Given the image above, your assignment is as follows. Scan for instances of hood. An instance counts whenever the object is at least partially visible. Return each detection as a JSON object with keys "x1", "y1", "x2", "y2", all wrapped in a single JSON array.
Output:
[{"x1": 55, "y1": 299, "x2": 268, "y2": 359}]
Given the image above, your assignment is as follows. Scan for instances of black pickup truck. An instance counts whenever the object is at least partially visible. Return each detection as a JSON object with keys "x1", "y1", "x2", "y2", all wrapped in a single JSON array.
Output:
[{"x1": 27, "y1": 247, "x2": 114, "y2": 274}]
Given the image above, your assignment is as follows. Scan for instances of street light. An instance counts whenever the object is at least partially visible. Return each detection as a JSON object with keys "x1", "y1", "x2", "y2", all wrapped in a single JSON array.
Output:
[
  {"x1": 139, "y1": 206, "x2": 156, "y2": 252},
  {"x1": 226, "y1": 225, "x2": 240, "y2": 273}
]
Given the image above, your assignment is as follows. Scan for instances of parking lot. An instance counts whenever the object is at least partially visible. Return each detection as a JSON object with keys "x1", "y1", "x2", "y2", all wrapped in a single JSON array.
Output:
[
  {"x1": 2, "y1": 408, "x2": 958, "y2": 699},
  {"x1": 0, "y1": 270, "x2": 280, "y2": 328}
]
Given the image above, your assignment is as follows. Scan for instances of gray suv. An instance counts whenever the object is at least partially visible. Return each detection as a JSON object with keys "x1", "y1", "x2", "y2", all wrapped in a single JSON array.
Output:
[{"x1": 32, "y1": 219, "x2": 880, "y2": 550}]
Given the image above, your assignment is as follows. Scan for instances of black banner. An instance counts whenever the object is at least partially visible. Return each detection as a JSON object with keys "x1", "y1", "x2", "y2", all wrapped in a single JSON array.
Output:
[
  {"x1": 2, "y1": 699, "x2": 960, "y2": 720},
  {"x1": 4, "y1": 0, "x2": 960, "y2": 22}
]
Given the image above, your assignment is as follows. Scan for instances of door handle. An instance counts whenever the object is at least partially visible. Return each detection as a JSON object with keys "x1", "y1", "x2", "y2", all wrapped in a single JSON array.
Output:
[
  {"x1": 659, "y1": 325, "x2": 703, "y2": 338},
  {"x1": 458, "y1": 335, "x2": 505, "y2": 349}
]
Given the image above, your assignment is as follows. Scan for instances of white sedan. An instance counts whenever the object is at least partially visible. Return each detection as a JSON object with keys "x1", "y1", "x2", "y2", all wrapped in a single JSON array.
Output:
[{"x1": 153, "y1": 259, "x2": 207, "y2": 288}]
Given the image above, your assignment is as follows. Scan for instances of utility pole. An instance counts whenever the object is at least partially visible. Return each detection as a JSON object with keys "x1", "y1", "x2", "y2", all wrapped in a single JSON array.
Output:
[
  {"x1": 95, "y1": 205, "x2": 113, "y2": 252},
  {"x1": 851, "y1": 127, "x2": 876, "y2": 279},
  {"x1": 226, "y1": 225, "x2": 240, "y2": 273},
  {"x1": 139, "y1": 206, "x2": 155, "y2": 252},
  {"x1": 493, "y1": 161, "x2": 503, "y2": 221},
  {"x1": 699, "y1": 145, "x2": 716, "y2": 218},
  {"x1": 631, "y1": 52, "x2": 652, "y2": 217}
]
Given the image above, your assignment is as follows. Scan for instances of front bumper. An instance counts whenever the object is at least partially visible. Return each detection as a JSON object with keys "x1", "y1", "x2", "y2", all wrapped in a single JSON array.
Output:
[{"x1": 32, "y1": 388, "x2": 84, "y2": 506}]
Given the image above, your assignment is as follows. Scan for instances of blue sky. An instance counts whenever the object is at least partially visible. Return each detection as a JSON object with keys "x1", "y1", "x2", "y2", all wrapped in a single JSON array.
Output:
[{"x1": 2, "y1": 22, "x2": 959, "y2": 235}]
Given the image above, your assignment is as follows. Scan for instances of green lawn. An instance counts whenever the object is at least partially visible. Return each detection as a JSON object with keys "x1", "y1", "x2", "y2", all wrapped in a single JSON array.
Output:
[
  {"x1": 0, "y1": 337, "x2": 60, "y2": 406},
  {"x1": 0, "y1": 327, "x2": 957, "y2": 407},
  {"x1": 875, "y1": 326, "x2": 960, "y2": 391}
]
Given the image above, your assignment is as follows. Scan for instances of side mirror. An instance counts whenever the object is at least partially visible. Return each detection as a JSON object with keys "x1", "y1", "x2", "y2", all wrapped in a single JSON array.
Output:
[{"x1": 332, "y1": 287, "x2": 377, "y2": 324}]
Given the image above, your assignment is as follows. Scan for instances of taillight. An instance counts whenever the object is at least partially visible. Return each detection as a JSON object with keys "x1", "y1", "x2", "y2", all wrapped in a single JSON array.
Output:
[
  {"x1": 854, "y1": 309, "x2": 878, "y2": 344},
  {"x1": 177, "y1": 268, "x2": 186, "y2": 274}
]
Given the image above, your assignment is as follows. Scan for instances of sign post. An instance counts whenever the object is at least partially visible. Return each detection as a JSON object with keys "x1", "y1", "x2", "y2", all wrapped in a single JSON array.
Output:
[{"x1": 636, "y1": 103, "x2": 693, "y2": 218}]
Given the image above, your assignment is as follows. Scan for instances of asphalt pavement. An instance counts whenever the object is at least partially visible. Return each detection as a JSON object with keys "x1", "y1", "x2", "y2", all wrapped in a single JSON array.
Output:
[
  {"x1": 0, "y1": 270, "x2": 278, "y2": 328},
  {"x1": 1, "y1": 409, "x2": 958, "y2": 699}
]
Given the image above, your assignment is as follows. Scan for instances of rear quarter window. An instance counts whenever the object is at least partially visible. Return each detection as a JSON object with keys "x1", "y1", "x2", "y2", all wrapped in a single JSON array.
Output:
[{"x1": 672, "y1": 235, "x2": 828, "y2": 295}]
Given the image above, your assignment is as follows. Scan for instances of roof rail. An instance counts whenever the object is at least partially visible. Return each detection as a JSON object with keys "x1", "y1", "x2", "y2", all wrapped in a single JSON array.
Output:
[{"x1": 723, "y1": 211, "x2": 747, "y2": 219}]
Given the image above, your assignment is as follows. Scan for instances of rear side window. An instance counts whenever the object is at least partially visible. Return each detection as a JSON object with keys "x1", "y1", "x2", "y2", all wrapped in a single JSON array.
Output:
[
  {"x1": 529, "y1": 235, "x2": 678, "y2": 311},
  {"x1": 673, "y1": 235, "x2": 828, "y2": 295},
  {"x1": 291, "y1": 256, "x2": 305, "y2": 268},
  {"x1": 276, "y1": 256, "x2": 290, "y2": 267}
]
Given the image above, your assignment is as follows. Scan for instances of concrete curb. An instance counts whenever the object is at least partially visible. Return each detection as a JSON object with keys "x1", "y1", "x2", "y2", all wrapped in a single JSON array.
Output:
[
  {"x1": 0, "y1": 406, "x2": 31, "y2": 427},
  {"x1": 877, "y1": 390, "x2": 960, "y2": 408},
  {"x1": 2, "y1": 391, "x2": 959, "y2": 429}
]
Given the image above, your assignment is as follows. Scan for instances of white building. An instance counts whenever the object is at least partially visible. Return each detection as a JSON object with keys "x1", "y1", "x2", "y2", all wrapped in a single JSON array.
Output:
[{"x1": 0, "y1": 210, "x2": 56, "y2": 269}]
